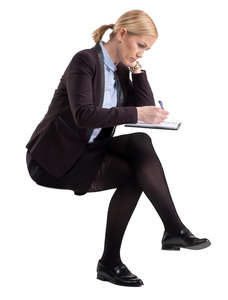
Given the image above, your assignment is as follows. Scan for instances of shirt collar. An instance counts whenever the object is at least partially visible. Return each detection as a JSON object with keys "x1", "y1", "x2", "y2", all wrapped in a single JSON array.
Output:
[{"x1": 99, "y1": 40, "x2": 117, "y2": 72}]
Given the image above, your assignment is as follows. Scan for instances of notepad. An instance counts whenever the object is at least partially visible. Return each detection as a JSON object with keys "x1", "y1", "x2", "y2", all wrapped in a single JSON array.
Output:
[{"x1": 124, "y1": 119, "x2": 182, "y2": 130}]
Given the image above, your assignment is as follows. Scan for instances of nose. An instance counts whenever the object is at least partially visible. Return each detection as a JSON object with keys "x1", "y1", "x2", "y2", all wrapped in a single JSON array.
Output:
[{"x1": 136, "y1": 52, "x2": 143, "y2": 59}]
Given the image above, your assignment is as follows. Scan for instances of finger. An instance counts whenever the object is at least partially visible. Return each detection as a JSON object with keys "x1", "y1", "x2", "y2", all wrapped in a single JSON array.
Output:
[
  {"x1": 163, "y1": 110, "x2": 169, "y2": 114},
  {"x1": 161, "y1": 110, "x2": 169, "y2": 116},
  {"x1": 158, "y1": 107, "x2": 169, "y2": 114}
]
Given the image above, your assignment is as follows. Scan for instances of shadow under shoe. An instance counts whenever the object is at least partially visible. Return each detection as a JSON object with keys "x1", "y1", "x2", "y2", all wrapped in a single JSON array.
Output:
[
  {"x1": 96, "y1": 259, "x2": 144, "y2": 287},
  {"x1": 161, "y1": 227, "x2": 211, "y2": 250}
]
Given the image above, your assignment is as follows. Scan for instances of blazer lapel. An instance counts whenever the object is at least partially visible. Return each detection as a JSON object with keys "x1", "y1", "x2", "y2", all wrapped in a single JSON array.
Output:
[
  {"x1": 93, "y1": 41, "x2": 124, "y2": 108},
  {"x1": 89, "y1": 42, "x2": 126, "y2": 141},
  {"x1": 94, "y1": 42, "x2": 105, "y2": 107}
]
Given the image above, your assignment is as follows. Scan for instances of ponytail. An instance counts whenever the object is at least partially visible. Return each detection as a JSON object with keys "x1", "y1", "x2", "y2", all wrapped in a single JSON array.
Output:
[{"x1": 92, "y1": 23, "x2": 115, "y2": 43}]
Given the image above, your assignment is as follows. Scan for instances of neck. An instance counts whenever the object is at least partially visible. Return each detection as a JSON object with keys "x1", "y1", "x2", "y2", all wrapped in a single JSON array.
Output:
[{"x1": 102, "y1": 40, "x2": 119, "y2": 66}]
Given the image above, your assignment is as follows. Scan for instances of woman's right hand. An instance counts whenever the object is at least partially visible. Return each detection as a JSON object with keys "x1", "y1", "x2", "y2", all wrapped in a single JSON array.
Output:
[{"x1": 136, "y1": 106, "x2": 169, "y2": 124}]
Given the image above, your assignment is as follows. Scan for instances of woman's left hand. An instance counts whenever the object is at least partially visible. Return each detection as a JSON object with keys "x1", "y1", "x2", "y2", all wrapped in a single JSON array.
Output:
[{"x1": 128, "y1": 60, "x2": 143, "y2": 73}]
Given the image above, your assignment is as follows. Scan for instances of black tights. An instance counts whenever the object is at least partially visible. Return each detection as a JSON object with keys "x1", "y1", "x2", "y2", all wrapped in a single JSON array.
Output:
[{"x1": 87, "y1": 132, "x2": 186, "y2": 267}]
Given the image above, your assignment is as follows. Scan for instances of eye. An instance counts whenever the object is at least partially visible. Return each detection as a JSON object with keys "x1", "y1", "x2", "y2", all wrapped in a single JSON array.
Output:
[{"x1": 138, "y1": 43, "x2": 151, "y2": 51}]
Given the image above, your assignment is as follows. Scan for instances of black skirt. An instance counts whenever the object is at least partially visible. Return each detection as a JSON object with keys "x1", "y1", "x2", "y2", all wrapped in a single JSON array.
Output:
[
  {"x1": 26, "y1": 132, "x2": 112, "y2": 195},
  {"x1": 26, "y1": 134, "x2": 113, "y2": 196},
  {"x1": 26, "y1": 127, "x2": 116, "y2": 195}
]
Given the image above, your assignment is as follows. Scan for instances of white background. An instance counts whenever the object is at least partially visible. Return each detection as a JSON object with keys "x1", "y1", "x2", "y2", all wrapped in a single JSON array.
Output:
[{"x1": 0, "y1": 0, "x2": 227, "y2": 298}]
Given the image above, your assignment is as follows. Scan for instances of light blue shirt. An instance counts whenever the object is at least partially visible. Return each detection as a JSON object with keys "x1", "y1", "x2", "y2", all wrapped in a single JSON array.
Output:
[{"x1": 88, "y1": 40, "x2": 118, "y2": 143}]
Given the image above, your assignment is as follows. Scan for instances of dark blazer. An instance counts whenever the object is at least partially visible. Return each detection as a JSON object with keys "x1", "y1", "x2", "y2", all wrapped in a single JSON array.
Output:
[{"x1": 25, "y1": 41, "x2": 156, "y2": 178}]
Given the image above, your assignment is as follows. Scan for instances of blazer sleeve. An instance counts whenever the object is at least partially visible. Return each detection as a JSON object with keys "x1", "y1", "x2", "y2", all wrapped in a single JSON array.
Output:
[
  {"x1": 124, "y1": 68, "x2": 156, "y2": 107},
  {"x1": 65, "y1": 52, "x2": 138, "y2": 129}
]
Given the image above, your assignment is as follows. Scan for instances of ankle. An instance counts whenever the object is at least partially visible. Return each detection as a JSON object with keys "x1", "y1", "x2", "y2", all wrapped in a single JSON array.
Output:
[
  {"x1": 164, "y1": 223, "x2": 187, "y2": 235},
  {"x1": 99, "y1": 256, "x2": 123, "y2": 268}
]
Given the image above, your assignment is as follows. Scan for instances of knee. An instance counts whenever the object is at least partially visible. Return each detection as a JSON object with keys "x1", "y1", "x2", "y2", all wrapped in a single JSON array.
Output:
[
  {"x1": 128, "y1": 132, "x2": 152, "y2": 146},
  {"x1": 127, "y1": 132, "x2": 157, "y2": 159}
]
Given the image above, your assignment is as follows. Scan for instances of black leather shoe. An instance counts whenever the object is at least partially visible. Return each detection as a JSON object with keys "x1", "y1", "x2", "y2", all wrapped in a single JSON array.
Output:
[
  {"x1": 96, "y1": 259, "x2": 144, "y2": 287},
  {"x1": 161, "y1": 227, "x2": 211, "y2": 250}
]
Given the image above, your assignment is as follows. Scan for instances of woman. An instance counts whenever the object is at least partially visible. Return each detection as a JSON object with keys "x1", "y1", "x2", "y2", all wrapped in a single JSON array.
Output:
[{"x1": 25, "y1": 9, "x2": 211, "y2": 287}]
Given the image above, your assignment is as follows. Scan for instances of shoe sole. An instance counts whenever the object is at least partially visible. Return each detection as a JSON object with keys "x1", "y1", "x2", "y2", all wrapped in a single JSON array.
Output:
[
  {"x1": 162, "y1": 240, "x2": 211, "y2": 250},
  {"x1": 97, "y1": 271, "x2": 144, "y2": 287}
]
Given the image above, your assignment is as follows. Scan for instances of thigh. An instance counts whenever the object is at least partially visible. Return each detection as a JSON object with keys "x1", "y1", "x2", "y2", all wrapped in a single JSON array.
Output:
[
  {"x1": 87, "y1": 153, "x2": 137, "y2": 192},
  {"x1": 106, "y1": 132, "x2": 153, "y2": 161},
  {"x1": 87, "y1": 132, "x2": 153, "y2": 193}
]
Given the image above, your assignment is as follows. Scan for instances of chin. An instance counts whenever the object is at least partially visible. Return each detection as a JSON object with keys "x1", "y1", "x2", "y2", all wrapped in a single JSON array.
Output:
[{"x1": 121, "y1": 58, "x2": 131, "y2": 67}]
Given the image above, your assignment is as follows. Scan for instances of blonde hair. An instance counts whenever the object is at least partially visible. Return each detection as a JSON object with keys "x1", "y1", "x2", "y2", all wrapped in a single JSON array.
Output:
[{"x1": 92, "y1": 9, "x2": 158, "y2": 43}]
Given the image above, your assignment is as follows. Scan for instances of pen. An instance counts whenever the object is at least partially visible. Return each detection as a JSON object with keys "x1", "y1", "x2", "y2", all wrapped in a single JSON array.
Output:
[{"x1": 158, "y1": 100, "x2": 164, "y2": 110}]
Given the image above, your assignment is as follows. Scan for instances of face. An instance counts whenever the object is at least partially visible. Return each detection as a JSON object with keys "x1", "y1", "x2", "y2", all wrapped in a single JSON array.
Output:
[{"x1": 116, "y1": 28, "x2": 156, "y2": 66}]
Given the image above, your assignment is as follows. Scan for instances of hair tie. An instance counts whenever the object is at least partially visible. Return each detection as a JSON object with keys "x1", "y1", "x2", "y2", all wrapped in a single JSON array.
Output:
[{"x1": 108, "y1": 24, "x2": 114, "y2": 29}]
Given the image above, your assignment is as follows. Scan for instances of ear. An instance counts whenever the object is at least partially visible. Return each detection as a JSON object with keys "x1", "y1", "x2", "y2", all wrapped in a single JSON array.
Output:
[{"x1": 118, "y1": 27, "x2": 128, "y2": 41}]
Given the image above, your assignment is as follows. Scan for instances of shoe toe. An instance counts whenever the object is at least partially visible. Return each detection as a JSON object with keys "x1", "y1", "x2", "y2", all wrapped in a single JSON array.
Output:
[
  {"x1": 119, "y1": 277, "x2": 144, "y2": 287},
  {"x1": 162, "y1": 228, "x2": 211, "y2": 250},
  {"x1": 137, "y1": 278, "x2": 144, "y2": 285},
  {"x1": 189, "y1": 237, "x2": 211, "y2": 249}
]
